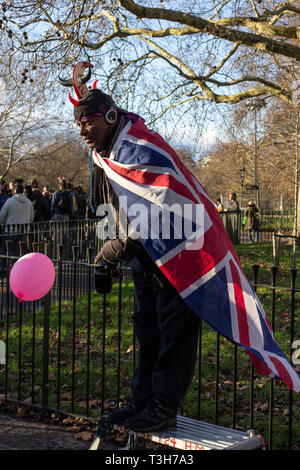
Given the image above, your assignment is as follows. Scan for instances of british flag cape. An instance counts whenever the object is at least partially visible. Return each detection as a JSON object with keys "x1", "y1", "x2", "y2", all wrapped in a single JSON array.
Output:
[{"x1": 92, "y1": 117, "x2": 300, "y2": 393}]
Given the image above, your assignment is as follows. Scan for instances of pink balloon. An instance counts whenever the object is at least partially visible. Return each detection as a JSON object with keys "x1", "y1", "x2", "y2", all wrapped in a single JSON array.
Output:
[{"x1": 9, "y1": 253, "x2": 55, "y2": 302}]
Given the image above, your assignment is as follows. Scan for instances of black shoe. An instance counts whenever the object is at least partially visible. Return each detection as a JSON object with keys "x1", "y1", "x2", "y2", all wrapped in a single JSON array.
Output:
[
  {"x1": 107, "y1": 400, "x2": 146, "y2": 425},
  {"x1": 124, "y1": 399, "x2": 177, "y2": 432}
]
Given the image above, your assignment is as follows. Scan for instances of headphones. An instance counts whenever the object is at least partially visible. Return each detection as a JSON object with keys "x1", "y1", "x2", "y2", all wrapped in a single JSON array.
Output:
[{"x1": 105, "y1": 108, "x2": 118, "y2": 125}]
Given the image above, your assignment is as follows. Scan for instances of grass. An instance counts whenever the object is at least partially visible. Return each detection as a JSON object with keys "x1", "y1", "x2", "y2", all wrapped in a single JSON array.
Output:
[{"x1": 0, "y1": 242, "x2": 299, "y2": 449}]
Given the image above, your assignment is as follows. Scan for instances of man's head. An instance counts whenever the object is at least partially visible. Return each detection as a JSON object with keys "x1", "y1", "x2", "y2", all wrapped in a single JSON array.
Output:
[
  {"x1": 14, "y1": 183, "x2": 24, "y2": 194},
  {"x1": 74, "y1": 88, "x2": 116, "y2": 122},
  {"x1": 60, "y1": 62, "x2": 132, "y2": 151},
  {"x1": 229, "y1": 192, "x2": 237, "y2": 201},
  {"x1": 75, "y1": 89, "x2": 118, "y2": 151},
  {"x1": 77, "y1": 116, "x2": 115, "y2": 151},
  {"x1": 58, "y1": 179, "x2": 67, "y2": 191}
]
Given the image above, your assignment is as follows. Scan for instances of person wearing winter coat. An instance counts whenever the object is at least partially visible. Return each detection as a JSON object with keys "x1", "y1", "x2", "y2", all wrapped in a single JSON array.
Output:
[
  {"x1": 0, "y1": 182, "x2": 34, "y2": 227},
  {"x1": 30, "y1": 179, "x2": 51, "y2": 222},
  {"x1": 0, "y1": 183, "x2": 34, "y2": 267},
  {"x1": 245, "y1": 201, "x2": 259, "y2": 242},
  {"x1": 50, "y1": 179, "x2": 72, "y2": 221},
  {"x1": 0, "y1": 180, "x2": 10, "y2": 210},
  {"x1": 227, "y1": 192, "x2": 240, "y2": 212}
]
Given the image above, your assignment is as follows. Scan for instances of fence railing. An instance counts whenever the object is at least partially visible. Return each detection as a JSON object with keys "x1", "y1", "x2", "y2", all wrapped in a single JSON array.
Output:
[
  {"x1": 220, "y1": 210, "x2": 295, "y2": 244},
  {"x1": 0, "y1": 210, "x2": 296, "y2": 262},
  {"x1": 0, "y1": 219, "x2": 103, "y2": 262},
  {"x1": 0, "y1": 243, "x2": 299, "y2": 450}
]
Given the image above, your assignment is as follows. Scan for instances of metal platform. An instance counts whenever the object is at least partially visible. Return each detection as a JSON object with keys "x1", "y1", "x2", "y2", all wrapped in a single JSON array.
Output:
[
  {"x1": 90, "y1": 415, "x2": 265, "y2": 451},
  {"x1": 133, "y1": 415, "x2": 264, "y2": 450}
]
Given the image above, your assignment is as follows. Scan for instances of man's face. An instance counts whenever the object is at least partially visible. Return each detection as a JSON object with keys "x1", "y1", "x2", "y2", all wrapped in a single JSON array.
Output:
[{"x1": 77, "y1": 117, "x2": 111, "y2": 151}]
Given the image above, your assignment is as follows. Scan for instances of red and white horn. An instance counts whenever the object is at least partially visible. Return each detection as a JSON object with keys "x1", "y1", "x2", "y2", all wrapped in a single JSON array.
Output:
[{"x1": 59, "y1": 61, "x2": 93, "y2": 107}]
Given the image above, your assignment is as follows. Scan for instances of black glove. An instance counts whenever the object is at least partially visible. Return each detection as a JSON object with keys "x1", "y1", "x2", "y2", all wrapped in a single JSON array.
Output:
[{"x1": 94, "y1": 238, "x2": 136, "y2": 265}]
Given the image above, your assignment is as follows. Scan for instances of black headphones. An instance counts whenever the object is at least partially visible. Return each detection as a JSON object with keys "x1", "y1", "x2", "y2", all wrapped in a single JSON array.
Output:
[{"x1": 105, "y1": 108, "x2": 118, "y2": 125}]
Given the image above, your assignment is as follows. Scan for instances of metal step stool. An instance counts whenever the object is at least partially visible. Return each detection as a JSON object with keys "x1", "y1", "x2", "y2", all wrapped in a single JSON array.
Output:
[{"x1": 90, "y1": 415, "x2": 265, "y2": 450}]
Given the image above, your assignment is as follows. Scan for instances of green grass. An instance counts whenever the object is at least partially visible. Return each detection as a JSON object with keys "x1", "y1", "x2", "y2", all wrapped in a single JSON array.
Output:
[{"x1": 0, "y1": 242, "x2": 299, "y2": 449}]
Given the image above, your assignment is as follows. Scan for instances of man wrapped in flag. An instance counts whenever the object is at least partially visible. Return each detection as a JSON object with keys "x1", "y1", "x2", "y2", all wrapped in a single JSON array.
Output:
[{"x1": 60, "y1": 62, "x2": 300, "y2": 432}]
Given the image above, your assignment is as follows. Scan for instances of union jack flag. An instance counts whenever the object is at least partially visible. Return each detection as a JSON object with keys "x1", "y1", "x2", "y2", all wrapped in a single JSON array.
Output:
[{"x1": 92, "y1": 118, "x2": 300, "y2": 393}]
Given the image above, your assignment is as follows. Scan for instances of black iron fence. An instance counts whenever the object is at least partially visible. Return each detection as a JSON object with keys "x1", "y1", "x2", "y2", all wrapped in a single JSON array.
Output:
[
  {"x1": 220, "y1": 210, "x2": 295, "y2": 245},
  {"x1": 0, "y1": 219, "x2": 103, "y2": 262},
  {"x1": 0, "y1": 210, "x2": 295, "y2": 262},
  {"x1": 0, "y1": 239, "x2": 299, "y2": 450}
]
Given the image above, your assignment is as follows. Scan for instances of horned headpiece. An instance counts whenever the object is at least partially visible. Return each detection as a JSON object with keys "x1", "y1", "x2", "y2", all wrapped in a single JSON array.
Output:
[
  {"x1": 59, "y1": 61, "x2": 140, "y2": 124},
  {"x1": 59, "y1": 61, "x2": 117, "y2": 121},
  {"x1": 59, "y1": 61, "x2": 93, "y2": 106}
]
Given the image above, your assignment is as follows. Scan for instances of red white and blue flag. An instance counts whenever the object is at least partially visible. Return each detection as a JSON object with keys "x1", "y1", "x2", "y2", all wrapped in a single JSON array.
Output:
[{"x1": 92, "y1": 118, "x2": 300, "y2": 393}]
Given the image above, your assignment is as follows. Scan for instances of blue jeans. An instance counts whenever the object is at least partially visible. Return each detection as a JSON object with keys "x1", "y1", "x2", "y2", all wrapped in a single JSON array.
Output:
[{"x1": 248, "y1": 229, "x2": 259, "y2": 242}]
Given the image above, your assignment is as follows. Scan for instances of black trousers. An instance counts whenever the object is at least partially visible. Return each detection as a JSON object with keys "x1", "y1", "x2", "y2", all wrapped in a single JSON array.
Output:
[{"x1": 130, "y1": 258, "x2": 200, "y2": 409}]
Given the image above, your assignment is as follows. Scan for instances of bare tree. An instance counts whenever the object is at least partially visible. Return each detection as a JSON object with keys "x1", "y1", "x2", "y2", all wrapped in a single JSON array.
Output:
[
  {"x1": 0, "y1": 78, "x2": 78, "y2": 180},
  {"x1": 15, "y1": 131, "x2": 90, "y2": 190},
  {"x1": 192, "y1": 95, "x2": 300, "y2": 210},
  {"x1": 1, "y1": 1, "x2": 298, "y2": 122}
]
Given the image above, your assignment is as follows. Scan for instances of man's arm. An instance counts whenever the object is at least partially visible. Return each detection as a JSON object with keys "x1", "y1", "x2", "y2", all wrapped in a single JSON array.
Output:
[{"x1": 94, "y1": 238, "x2": 136, "y2": 265}]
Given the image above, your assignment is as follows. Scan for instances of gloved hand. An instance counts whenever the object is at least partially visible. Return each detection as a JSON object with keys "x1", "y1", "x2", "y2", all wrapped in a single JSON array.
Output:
[{"x1": 94, "y1": 238, "x2": 135, "y2": 265}]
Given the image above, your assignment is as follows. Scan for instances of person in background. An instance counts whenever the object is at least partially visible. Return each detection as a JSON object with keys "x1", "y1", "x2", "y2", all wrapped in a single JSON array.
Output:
[
  {"x1": 245, "y1": 200, "x2": 259, "y2": 242},
  {"x1": 7, "y1": 181, "x2": 14, "y2": 197},
  {"x1": 0, "y1": 180, "x2": 10, "y2": 261},
  {"x1": 66, "y1": 182, "x2": 79, "y2": 220},
  {"x1": 75, "y1": 184, "x2": 87, "y2": 220},
  {"x1": 227, "y1": 192, "x2": 240, "y2": 212},
  {"x1": 0, "y1": 180, "x2": 10, "y2": 210},
  {"x1": 0, "y1": 183, "x2": 34, "y2": 268},
  {"x1": 0, "y1": 182, "x2": 34, "y2": 227},
  {"x1": 24, "y1": 184, "x2": 34, "y2": 202},
  {"x1": 30, "y1": 179, "x2": 50, "y2": 222},
  {"x1": 216, "y1": 198, "x2": 224, "y2": 213},
  {"x1": 42, "y1": 185, "x2": 52, "y2": 208},
  {"x1": 50, "y1": 179, "x2": 71, "y2": 221}
]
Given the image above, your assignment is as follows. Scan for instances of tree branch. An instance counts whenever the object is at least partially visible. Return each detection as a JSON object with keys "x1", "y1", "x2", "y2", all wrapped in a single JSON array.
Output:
[{"x1": 119, "y1": 0, "x2": 300, "y2": 60}]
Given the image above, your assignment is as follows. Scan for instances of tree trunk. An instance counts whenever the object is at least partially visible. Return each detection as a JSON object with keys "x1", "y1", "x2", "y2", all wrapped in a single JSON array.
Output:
[{"x1": 297, "y1": 187, "x2": 300, "y2": 238}]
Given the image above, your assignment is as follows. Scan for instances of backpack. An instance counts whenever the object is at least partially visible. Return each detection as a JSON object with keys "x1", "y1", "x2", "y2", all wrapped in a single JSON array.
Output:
[{"x1": 58, "y1": 190, "x2": 71, "y2": 215}]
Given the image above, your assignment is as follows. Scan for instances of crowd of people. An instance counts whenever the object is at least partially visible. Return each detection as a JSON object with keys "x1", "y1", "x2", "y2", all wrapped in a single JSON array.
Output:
[
  {"x1": 1, "y1": 178, "x2": 260, "y2": 244},
  {"x1": 0, "y1": 177, "x2": 89, "y2": 225}
]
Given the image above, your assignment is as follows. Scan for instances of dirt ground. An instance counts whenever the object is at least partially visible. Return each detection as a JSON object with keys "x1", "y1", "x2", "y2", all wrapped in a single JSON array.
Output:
[
  {"x1": 0, "y1": 402, "x2": 164, "y2": 451},
  {"x1": 0, "y1": 401, "x2": 126, "y2": 451},
  {"x1": 0, "y1": 411, "x2": 93, "y2": 450}
]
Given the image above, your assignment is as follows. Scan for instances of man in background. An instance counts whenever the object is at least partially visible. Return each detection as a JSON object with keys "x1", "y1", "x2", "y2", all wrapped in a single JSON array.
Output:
[{"x1": 0, "y1": 183, "x2": 34, "y2": 267}]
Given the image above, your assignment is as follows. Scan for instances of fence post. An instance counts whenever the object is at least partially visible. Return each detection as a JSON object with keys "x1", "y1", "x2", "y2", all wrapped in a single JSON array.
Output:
[
  {"x1": 289, "y1": 268, "x2": 297, "y2": 450},
  {"x1": 272, "y1": 232, "x2": 280, "y2": 267},
  {"x1": 42, "y1": 243, "x2": 51, "y2": 413},
  {"x1": 251, "y1": 264, "x2": 260, "y2": 429}
]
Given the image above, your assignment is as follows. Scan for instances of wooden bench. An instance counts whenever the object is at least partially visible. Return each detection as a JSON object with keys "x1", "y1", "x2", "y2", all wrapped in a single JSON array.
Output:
[{"x1": 90, "y1": 415, "x2": 265, "y2": 451}]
